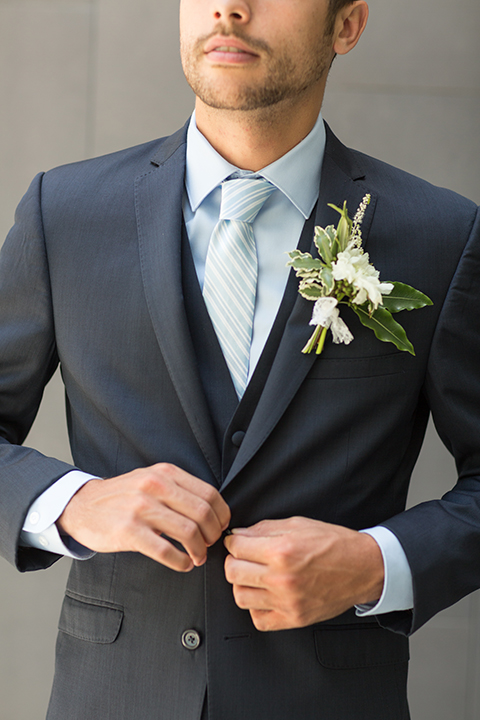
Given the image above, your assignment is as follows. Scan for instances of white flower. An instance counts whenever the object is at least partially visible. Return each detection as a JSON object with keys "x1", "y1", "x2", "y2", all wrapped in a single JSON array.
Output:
[
  {"x1": 331, "y1": 247, "x2": 393, "y2": 309},
  {"x1": 310, "y1": 297, "x2": 354, "y2": 345}
]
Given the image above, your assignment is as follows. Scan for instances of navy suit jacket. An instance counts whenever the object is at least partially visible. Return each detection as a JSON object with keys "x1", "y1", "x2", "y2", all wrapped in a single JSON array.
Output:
[{"x1": 0, "y1": 123, "x2": 479, "y2": 719}]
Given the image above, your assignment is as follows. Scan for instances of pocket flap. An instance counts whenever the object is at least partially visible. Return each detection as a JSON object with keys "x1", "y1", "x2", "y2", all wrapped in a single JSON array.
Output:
[
  {"x1": 314, "y1": 624, "x2": 409, "y2": 669},
  {"x1": 58, "y1": 594, "x2": 123, "y2": 644},
  {"x1": 307, "y1": 352, "x2": 408, "y2": 379}
]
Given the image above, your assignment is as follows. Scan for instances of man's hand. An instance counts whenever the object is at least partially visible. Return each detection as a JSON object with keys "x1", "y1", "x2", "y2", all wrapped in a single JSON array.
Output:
[
  {"x1": 224, "y1": 517, "x2": 384, "y2": 631},
  {"x1": 57, "y1": 463, "x2": 230, "y2": 572}
]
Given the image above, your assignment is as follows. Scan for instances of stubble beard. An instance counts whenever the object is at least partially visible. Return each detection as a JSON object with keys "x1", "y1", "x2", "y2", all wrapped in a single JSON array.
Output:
[{"x1": 181, "y1": 29, "x2": 333, "y2": 113}]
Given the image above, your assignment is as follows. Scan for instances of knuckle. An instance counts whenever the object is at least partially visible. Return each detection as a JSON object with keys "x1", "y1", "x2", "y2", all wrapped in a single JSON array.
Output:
[
  {"x1": 275, "y1": 538, "x2": 296, "y2": 566},
  {"x1": 233, "y1": 586, "x2": 248, "y2": 609},
  {"x1": 278, "y1": 570, "x2": 298, "y2": 593},
  {"x1": 180, "y1": 518, "x2": 199, "y2": 544},
  {"x1": 130, "y1": 493, "x2": 151, "y2": 520},
  {"x1": 137, "y1": 472, "x2": 163, "y2": 496},
  {"x1": 154, "y1": 542, "x2": 171, "y2": 563},
  {"x1": 289, "y1": 516, "x2": 302, "y2": 525},
  {"x1": 155, "y1": 462, "x2": 176, "y2": 476},
  {"x1": 196, "y1": 499, "x2": 214, "y2": 525},
  {"x1": 152, "y1": 463, "x2": 177, "y2": 485},
  {"x1": 201, "y1": 483, "x2": 218, "y2": 505},
  {"x1": 224, "y1": 557, "x2": 236, "y2": 584}
]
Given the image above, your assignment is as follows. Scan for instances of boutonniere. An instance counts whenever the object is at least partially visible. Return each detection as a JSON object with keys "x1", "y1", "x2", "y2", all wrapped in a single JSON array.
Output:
[{"x1": 287, "y1": 194, "x2": 432, "y2": 355}]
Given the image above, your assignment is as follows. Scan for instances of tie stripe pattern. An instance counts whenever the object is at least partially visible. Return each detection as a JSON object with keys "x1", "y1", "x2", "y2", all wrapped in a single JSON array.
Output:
[{"x1": 203, "y1": 177, "x2": 275, "y2": 397}]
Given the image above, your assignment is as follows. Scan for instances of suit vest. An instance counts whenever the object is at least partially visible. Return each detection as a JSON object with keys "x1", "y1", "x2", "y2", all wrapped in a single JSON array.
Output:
[{"x1": 181, "y1": 208, "x2": 317, "y2": 483}]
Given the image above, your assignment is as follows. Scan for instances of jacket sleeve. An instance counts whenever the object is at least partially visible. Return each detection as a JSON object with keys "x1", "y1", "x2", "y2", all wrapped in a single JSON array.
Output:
[
  {"x1": 379, "y1": 205, "x2": 480, "y2": 635},
  {"x1": 0, "y1": 173, "x2": 77, "y2": 572}
]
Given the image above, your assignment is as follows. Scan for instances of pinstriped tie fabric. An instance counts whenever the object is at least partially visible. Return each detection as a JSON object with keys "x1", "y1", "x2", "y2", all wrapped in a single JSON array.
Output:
[{"x1": 203, "y1": 177, "x2": 275, "y2": 397}]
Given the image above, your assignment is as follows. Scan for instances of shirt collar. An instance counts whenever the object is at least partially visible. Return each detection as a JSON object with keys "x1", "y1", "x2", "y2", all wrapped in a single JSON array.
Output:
[{"x1": 185, "y1": 110, "x2": 326, "y2": 220}]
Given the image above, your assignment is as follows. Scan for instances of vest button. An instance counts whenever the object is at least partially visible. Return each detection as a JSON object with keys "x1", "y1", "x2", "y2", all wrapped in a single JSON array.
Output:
[
  {"x1": 181, "y1": 629, "x2": 201, "y2": 650},
  {"x1": 231, "y1": 431, "x2": 245, "y2": 448}
]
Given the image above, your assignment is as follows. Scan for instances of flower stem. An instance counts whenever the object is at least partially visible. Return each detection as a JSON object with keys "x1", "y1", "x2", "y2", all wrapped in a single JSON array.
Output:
[
  {"x1": 316, "y1": 326, "x2": 328, "y2": 354},
  {"x1": 302, "y1": 324, "x2": 328, "y2": 354}
]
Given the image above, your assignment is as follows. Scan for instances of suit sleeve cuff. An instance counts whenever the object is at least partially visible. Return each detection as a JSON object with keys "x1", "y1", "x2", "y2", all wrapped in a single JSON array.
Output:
[
  {"x1": 355, "y1": 526, "x2": 414, "y2": 616},
  {"x1": 20, "y1": 470, "x2": 98, "y2": 559}
]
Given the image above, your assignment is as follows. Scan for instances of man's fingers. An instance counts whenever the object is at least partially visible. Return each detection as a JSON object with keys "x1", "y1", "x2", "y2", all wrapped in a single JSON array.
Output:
[
  {"x1": 132, "y1": 525, "x2": 195, "y2": 572},
  {"x1": 140, "y1": 502, "x2": 211, "y2": 567},
  {"x1": 224, "y1": 555, "x2": 268, "y2": 588},
  {"x1": 170, "y1": 465, "x2": 231, "y2": 533},
  {"x1": 146, "y1": 464, "x2": 231, "y2": 543},
  {"x1": 224, "y1": 533, "x2": 281, "y2": 564},
  {"x1": 58, "y1": 463, "x2": 231, "y2": 572},
  {"x1": 156, "y1": 490, "x2": 223, "y2": 550},
  {"x1": 231, "y1": 584, "x2": 272, "y2": 611},
  {"x1": 127, "y1": 463, "x2": 230, "y2": 551},
  {"x1": 230, "y1": 517, "x2": 304, "y2": 538},
  {"x1": 224, "y1": 516, "x2": 386, "y2": 629}
]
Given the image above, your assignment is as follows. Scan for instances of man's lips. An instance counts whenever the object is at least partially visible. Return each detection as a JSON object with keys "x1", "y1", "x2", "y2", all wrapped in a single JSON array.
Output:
[{"x1": 204, "y1": 36, "x2": 259, "y2": 62}]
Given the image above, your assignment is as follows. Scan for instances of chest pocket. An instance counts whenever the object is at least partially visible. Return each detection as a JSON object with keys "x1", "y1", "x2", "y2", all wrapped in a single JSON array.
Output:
[{"x1": 307, "y1": 351, "x2": 410, "y2": 379}]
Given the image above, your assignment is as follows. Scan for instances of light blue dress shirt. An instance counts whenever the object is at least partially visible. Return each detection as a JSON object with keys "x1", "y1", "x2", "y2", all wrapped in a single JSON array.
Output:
[
  {"x1": 21, "y1": 112, "x2": 413, "y2": 616},
  {"x1": 184, "y1": 112, "x2": 323, "y2": 381}
]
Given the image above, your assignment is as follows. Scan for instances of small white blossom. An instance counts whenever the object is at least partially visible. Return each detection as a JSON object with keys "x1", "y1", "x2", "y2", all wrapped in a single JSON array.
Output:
[
  {"x1": 350, "y1": 194, "x2": 371, "y2": 248},
  {"x1": 331, "y1": 247, "x2": 393, "y2": 309}
]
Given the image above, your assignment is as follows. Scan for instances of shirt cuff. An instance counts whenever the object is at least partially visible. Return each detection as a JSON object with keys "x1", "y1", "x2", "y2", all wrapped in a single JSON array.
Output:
[
  {"x1": 20, "y1": 470, "x2": 99, "y2": 559},
  {"x1": 355, "y1": 526, "x2": 414, "y2": 616}
]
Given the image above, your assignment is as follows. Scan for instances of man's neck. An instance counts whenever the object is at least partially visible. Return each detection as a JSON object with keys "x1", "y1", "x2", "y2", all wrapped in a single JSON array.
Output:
[{"x1": 194, "y1": 95, "x2": 324, "y2": 171}]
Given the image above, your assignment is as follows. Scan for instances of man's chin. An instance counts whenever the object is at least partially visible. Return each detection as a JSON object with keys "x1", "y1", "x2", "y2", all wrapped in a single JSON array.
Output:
[{"x1": 193, "y1": 83, "x2": 290, "y2": 113}]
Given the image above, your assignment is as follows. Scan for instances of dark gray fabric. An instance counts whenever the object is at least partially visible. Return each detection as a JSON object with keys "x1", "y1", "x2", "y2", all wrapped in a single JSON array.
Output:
[{"x1": 0, "y1": 123, "x2": 478, "y2": 718}]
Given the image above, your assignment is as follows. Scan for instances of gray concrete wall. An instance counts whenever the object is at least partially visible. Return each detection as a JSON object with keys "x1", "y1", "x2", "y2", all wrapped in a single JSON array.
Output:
[{"x1": 0, "y1": 1, "x2": 478, "y2": 718}]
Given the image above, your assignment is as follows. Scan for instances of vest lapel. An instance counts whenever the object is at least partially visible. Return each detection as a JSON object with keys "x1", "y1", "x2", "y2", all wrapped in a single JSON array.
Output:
[
  {"x1": 181, "y1": 224, "x2": 239, "y2": 454},
  {"x1": 135, "y1": 126, "x2": 222, "y2": 484}
]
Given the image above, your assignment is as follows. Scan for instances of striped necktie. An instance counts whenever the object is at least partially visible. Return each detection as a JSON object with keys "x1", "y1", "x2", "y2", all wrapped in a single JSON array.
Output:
[{"x1": 203, "y1": 177, "x2": 275, "y2": 398}]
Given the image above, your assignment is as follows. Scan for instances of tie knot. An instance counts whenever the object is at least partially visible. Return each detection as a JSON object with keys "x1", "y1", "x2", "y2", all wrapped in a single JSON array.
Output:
[{"x1": 219, "y1": 177, "x2": 275, "y2": 223}]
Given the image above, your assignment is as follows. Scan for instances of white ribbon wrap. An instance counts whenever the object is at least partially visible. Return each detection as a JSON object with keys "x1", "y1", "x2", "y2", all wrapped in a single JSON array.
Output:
[{"x1": 309, "y1": 297, "x2": 354, "y2": 345}]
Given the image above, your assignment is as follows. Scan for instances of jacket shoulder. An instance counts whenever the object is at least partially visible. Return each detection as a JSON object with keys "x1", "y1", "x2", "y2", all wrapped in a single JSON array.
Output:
[
  {"x1": 40, "y1": 123, "x2": 188, "y2": 199},
  {"x1": 325, "y1": 123, "x2": 478, "y2": 220}
]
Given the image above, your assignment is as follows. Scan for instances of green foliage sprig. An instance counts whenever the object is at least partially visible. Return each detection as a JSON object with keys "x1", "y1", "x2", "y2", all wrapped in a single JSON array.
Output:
[{"x1": 287, "y1": 196, "x2": 432, "y2": 355}]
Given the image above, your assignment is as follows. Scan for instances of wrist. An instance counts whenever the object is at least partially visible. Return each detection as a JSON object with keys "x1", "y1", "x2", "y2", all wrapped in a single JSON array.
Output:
[{"x1": 56, "y1": 477, "x2": 103, "y2": 535}]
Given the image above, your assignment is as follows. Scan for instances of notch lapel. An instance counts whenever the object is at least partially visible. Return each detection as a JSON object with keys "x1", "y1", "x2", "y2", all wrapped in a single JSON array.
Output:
[
  {"x1": 135, "y1": 126, "x2": 222, "y2": 484},
  {"x1": 222, "y1": 127, "x2": 377, "y2": 489}
]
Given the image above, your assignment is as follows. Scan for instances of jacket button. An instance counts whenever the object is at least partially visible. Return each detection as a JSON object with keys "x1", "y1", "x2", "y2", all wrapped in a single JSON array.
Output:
[
  {"x1": 231, "y1": 431, "x2": 245, "y2": 448},
  {"x1": 182, "y1": 629, "x2": 201, "y2": 650}
]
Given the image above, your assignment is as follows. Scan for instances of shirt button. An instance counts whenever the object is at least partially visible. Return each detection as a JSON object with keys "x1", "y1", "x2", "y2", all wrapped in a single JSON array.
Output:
[
  {"x1": 38, "y1": 535, "x2": 49, "y2": 548},
  {"x1": 29, "y1": 511, "x2": 40, "y2": 526},
  {"x1": 231, "y1": 431, "x2": 245, "y2": 448},
  {"x1": 181, "y1": 629, "x2": 201, "y2": 650}
]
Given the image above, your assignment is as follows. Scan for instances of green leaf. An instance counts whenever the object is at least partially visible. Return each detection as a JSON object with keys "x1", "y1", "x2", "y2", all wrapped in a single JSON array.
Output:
[
  {"x1": 287, "y1": 250, "x2": 324, "y2": 273},
  {"x1": 320, "y1": 267, "x2": 335, "y2": 294},
  {"x1": 352, "y1": 304, "x2": 415, "y2": 355},
  {"x1": 324, "y1": 225, "x2": 337, "y2": 242},
  {"x1": 381, "y1": 282, "x2": 433, "y2": 314},
  {"x1": 328, "y1": 202, "x2": 353, "y2": 251},
  {"x1": 314, "y1": 227, "x2": 335, "y2": 264},
  {"x1": 287, "y1": 249, "x2": 312, "y2": 263},
  {"x1": 298, "y1": 282, "x2": 325, "y2": 299}
]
